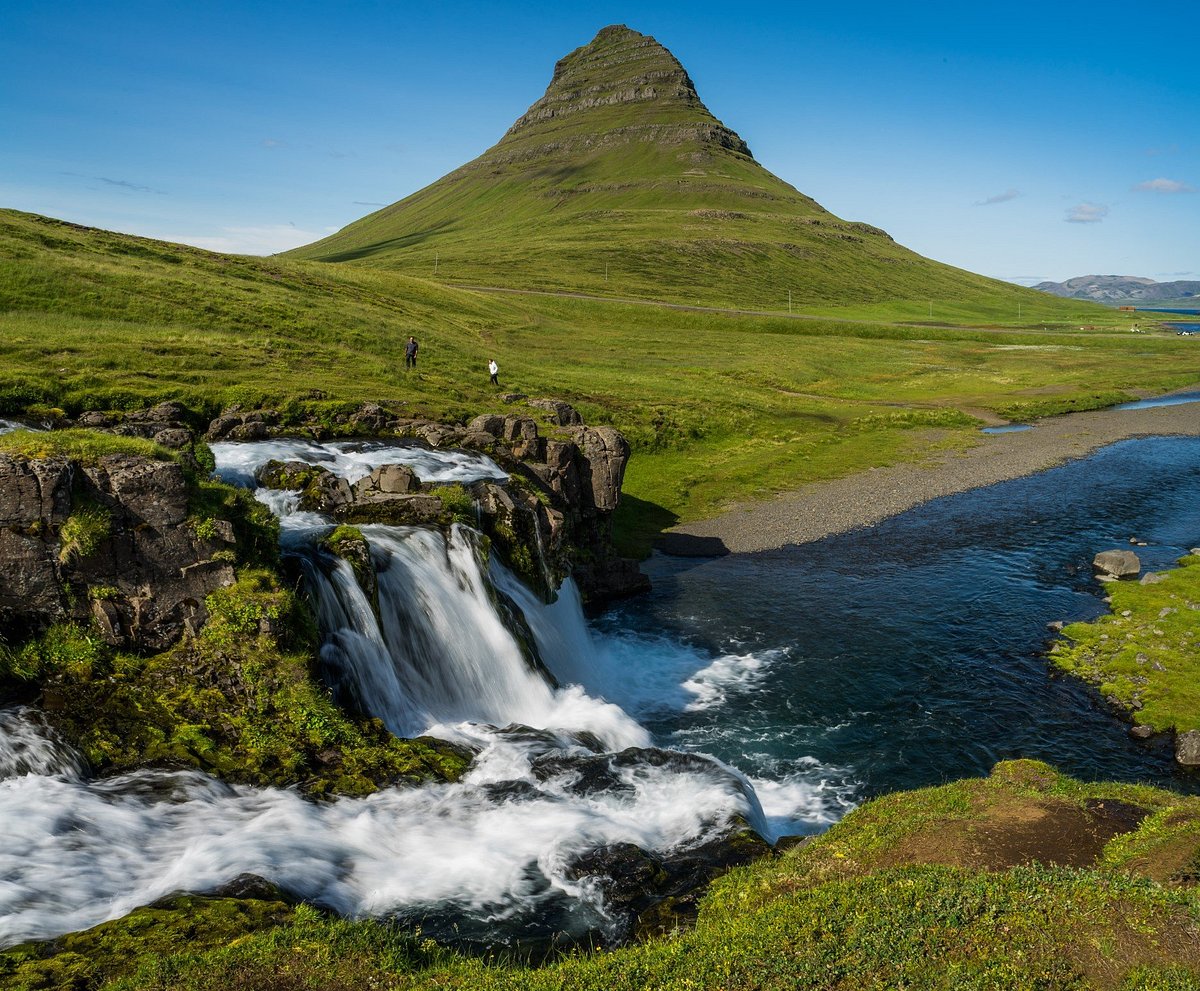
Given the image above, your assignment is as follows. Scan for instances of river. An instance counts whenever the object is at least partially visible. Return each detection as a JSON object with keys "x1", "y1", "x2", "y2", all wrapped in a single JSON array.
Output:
[{"x1": 1, "y1": 434, "x2": 1198, "y2": 949}]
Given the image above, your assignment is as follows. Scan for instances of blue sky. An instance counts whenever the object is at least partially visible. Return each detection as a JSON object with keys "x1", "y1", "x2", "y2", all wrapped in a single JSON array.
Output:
[{"x1": 2, "y1": 0, "x2": 1196, "y2": 284}]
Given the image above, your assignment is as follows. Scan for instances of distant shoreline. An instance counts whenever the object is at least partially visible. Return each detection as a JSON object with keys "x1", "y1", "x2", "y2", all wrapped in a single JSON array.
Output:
[{"x1": 660, "y1": 394, "x2": 1200, "y2": 556}]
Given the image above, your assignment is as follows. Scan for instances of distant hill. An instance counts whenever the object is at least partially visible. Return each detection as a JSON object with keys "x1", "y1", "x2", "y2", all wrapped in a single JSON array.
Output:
[
  {"x1": 1033, "y1": 275, "x2": 1200, "y2": 307},
  {"x1": 289, "y1": 25, "x2": 1047, "y2": 311}
]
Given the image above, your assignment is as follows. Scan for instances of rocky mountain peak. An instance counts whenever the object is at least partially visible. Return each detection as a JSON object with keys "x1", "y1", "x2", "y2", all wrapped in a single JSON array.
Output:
[{"x1": 501, "y1": 24, "x2": 751, "y2": 158}]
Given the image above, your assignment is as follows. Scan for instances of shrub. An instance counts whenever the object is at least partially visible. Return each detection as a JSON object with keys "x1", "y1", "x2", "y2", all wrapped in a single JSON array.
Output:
[{"x1": 58, "y1": 505, "x2": 112, "y2": 564}]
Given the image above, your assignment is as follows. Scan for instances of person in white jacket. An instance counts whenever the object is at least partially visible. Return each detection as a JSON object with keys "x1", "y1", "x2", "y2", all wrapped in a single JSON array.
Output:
[{"x1": 488, "y1": 358, "x2": 499, "y2": 386}]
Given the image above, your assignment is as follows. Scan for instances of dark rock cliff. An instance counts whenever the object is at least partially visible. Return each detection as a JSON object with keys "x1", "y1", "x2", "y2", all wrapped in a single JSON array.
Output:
[
  {"x1": 0, "y1": 452, "x2": 236, "y2": 649},
  {"x1": 501, "y1": 24, "x2": 752, "y2": 160}
]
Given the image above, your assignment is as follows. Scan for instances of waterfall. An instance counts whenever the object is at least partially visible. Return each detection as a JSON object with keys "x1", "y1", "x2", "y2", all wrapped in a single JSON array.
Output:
[
  {"x1": 0, "y1": 708, "x2": 87, "y2": 781},
  {"x1": 307, "y1": 523, "x2": 648, "y2": 750},
  {"x1": 0, "y1": 436, "x2": 841, "y2": 951},
  {"x1": 491, "y1": 569, "x2": 604, "y2": 690}
]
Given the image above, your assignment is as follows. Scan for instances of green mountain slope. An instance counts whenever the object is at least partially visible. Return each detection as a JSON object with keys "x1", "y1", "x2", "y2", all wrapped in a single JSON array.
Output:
[
  {"x1": 7, "y1": 205, "x2": 1199, "y2": 551},
  {"x1": 289, "y1": 25, "x2": 1035, "y2": 311},
  {"x1": 0, "y1": 207, "x2": 518, "y2": 416}
]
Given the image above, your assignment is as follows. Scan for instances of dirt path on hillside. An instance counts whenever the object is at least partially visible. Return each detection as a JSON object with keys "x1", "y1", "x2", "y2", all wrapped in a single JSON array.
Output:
[{"x1": 659, "y1": 396, "x2": 1200, "y2": 556}]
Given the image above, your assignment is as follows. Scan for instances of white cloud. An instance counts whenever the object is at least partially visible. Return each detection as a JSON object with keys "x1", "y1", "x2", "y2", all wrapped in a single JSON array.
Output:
[
  {"x1": 975, "y1": 188, "x2": 1020, "y2": 206},
  {"x1": 1134, "y1": 177, "x2": 1194, "y2": 194},
  {"x1": 1065, "y1": 202, "x2": 1108, "y2": 224},
  {"x1": 261, "y1": 138, "x2": 286, "y2": 149},
  {"x1": 175, "y1": 224, "x2": 324, "y2": 255}
]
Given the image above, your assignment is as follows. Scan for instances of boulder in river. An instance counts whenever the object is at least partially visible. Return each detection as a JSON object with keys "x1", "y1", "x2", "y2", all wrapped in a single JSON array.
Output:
[
  {"x1": 1092, "y1": 549, "x2": 1141, "y2": 579},
  {"x1": 1175, "y1": 730, "x2": 1200, "y2": 767}
]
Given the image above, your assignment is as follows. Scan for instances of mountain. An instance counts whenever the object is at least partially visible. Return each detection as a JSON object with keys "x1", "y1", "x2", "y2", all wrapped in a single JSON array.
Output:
[
  {"x1": 1033, "y1": 275, "x2": 1200, "y2": 306},
  {"x1": 288, "y1": 25, "x2": 1039, "y2": 310}
]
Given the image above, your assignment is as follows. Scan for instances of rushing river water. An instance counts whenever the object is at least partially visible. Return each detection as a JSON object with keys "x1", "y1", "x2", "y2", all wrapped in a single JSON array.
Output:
[
  {"x1": 1, "y1": 434, "x2": 1198, "y2": 949},
  {"x1": 605, "y1": 436, "x2": 1200, "y2": 801}
]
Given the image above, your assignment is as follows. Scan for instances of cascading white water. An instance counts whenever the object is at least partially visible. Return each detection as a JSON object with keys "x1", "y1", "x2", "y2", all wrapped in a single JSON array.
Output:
[
  {"x1": 0, "y1": 419, "x2": 33, "y2": 436},
  {"x1": 311, "y1": 524, "x2": 648, "y2": 749},
  {"x1": 0, "y1": 705, "x2": 758, "y2": 947},
  {"x1": 494, "y1": 569, "x2": 855, "y2": 837},
  {"x1": 0, "y1": 436, "x2": 844, "y2": 950},
  {"x1": 0, "y1": 708, "x2": 86, "y2": 781},
  {"x1": 210, "y1": 437, "x2": 508, "y2": 488}
]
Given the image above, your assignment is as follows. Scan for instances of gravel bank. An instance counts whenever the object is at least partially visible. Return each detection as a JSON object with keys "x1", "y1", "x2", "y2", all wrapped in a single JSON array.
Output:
[{"x1": 660, "y1": 399, "x2": 1200, "y2": 556}]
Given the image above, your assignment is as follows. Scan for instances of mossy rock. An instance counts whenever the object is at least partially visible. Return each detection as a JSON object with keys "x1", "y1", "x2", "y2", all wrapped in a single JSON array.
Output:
[
  {"x1": 0, "y1": 894, "x2": 293, "y2": 990},
  {"x1": 38, "y1": 569, "x2": 473, "y2": 796},
  {"x1": 255, "y1": 458, "x2": 322, "y2": 491},
  {"x1": 339, "y1": 494, "x2": 444, "y2": 526},
  {"x1": 320, "y1": 525, "x2": 376, "y2": 607}
]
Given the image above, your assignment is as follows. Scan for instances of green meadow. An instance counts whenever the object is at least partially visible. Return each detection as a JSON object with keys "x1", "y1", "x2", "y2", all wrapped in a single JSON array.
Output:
[{"x1": 4, "y1": 209, "x2": 1200, "y2": 553}]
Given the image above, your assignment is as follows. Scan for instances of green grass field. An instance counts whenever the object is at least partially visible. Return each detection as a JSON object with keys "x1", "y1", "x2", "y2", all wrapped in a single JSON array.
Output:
[{"x1": 5, "y1": 208, "x2": 1200, "y2": 552}]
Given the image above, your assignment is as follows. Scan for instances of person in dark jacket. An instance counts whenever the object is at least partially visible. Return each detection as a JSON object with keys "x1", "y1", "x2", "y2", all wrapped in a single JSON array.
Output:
[{"x1": 405, "y1": 336, "x2": 419, "y2": 369}]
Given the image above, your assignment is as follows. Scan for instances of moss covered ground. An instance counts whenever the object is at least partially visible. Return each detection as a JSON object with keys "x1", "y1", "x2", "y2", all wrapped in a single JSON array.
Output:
[
  {"x1": 22, "y1": 570, "x2": 467, "y2": 795},
  {"x1": 0, "y1": 428, "x2": 172, "y2": 463},
  {"x1": 1050, "y1": 554, "x2": 1200, "y2": 734},
  {"x1": 5, "y1": 761, "x2": 1200, "y2": 991}
]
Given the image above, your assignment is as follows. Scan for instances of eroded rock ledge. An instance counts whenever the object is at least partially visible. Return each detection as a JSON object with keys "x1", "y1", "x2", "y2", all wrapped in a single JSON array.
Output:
[
  {"x1": 208, "y1": 399, "x2": 648, "y2": 604},
  {"x1": 1, "y1": 396, "x2": 647, "y2": 648},
  {"x1": 0, "y1": 451, "x2": 236, "y2": 649}
]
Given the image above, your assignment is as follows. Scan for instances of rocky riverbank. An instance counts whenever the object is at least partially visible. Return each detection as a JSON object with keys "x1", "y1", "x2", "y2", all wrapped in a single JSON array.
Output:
[
  {"x1": 1051, "y1": 549, "x2": 1200, "y2": 768},
  {"x1": 660, "y1": 397, "x2": 1200, "y2": 555}
]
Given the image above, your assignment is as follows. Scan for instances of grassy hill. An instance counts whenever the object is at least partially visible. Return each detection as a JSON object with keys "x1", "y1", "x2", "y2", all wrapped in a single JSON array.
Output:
[
  {"x1": 5, "y1": 207, "x2": 1200, "y2": 552},
  {"x1": 288, "y1": 25, "x2": 1056, "y2": 314}
]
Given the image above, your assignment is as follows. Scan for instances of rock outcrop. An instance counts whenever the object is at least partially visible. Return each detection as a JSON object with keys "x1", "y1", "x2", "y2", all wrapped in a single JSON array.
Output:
[
  {"x1": 501, "y1": 25, "x2": 752, "y2": 160},
  {"x1": 0, "y1": 452, "x2": 236, "y2": 649},
  {"x1": 41, "y1": 396, "x2": 646, "y2": 606},
  {"x1": 244, "y1": 398, "x2": 648, "y2": 603},
  {"x1": 1093, "y1": 549, "x2": 1141, "y2": 579},
  {"x1": 205, "y1": 408, "x2": 279, "y2": 442},
  {"x1": 460, "y1": 410, "x2": 647, "y2": 601}
]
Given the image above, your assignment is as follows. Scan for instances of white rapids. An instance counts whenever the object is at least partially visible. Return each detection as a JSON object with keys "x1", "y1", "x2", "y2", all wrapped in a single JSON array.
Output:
[
  {"x1": 209, "y1": 437, "x2": 507, "y2": 488},
  {"x1": 0, "y1": 437, "x2": 847, "y2": 949}
]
